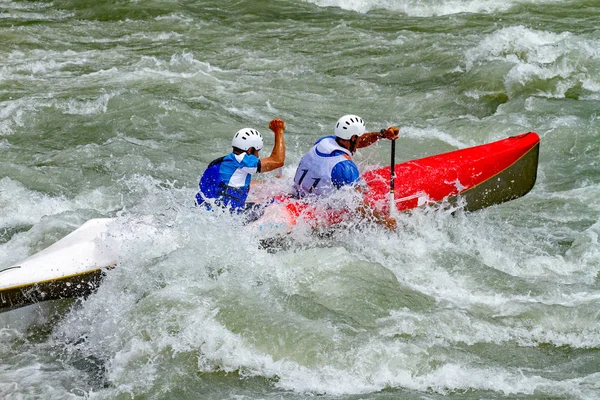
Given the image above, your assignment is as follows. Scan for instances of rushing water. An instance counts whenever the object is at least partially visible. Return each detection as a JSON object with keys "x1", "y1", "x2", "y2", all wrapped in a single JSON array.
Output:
[{"x1": 1, "y1": 0, "x2": 600, "y2": 398}]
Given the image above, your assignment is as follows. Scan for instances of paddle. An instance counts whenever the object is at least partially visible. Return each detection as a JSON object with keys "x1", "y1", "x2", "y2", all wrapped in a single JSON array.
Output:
[{"x1": 389, "y1": 138, "x2": 396, "y2": 216}]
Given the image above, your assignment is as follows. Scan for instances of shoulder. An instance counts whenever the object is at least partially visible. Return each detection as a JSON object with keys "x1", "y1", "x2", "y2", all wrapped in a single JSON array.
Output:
[
  {"x1": 207, "y1": 155, "x2": 227, "y2": 168},
  {"x1": 314, "y1": 136, "x2": 351, "y2": 157},
  {"x1": 240, "y1": 153, "x2": 260, "y2": 168},
  {"x1": 314, "y1": 135, "x2": 336, "y2": 145},
  {"x1": 225, "y1": 152, "x2": 259, "y2": 168},
  {"x1": 331, "y1": 159, "x2": 359, "y2": 186}
]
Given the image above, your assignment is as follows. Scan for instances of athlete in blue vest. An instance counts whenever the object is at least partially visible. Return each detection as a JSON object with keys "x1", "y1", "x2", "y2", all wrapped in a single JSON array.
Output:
[
  {"x1": 196, "y1": 119, "x2": 286, "y2": 212},
  {"x1": 293, "y1": 114, "x2": 399, "y2": 229}
]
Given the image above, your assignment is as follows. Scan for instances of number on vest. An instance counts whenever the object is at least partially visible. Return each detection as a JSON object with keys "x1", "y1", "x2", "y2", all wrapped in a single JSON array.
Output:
[{"x1": 298, "y1": 169, "x2": 321, "y2": 192}]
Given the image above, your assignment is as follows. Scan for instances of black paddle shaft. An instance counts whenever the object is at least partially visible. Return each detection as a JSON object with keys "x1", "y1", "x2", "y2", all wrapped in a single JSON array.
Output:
[{"x1": 390, "y1": 139, "x2": 396, "y2": 194}]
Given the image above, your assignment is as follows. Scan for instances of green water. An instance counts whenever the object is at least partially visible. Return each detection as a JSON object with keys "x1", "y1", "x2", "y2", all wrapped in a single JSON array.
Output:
[{"x1": 1, "y1": 0, "x2": 600, "y2": 398}]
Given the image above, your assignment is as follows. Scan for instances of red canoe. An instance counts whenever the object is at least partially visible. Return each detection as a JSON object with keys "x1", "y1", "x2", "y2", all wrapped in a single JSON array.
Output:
[
  {"x1": 254, "y1": 132, "x2": 540, "y2": 230},
  {"x1": 363, "y1": 131, "x2": 540, "y2": 213}
]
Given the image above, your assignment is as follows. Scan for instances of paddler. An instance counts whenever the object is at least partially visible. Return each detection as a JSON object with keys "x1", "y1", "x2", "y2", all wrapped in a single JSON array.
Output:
[
  {"x1": 293, "y1": 114, "x2": 399, "y2": 230},
  {"x1": 195, "y1": 118, "x2": 286, "y2": 212}
]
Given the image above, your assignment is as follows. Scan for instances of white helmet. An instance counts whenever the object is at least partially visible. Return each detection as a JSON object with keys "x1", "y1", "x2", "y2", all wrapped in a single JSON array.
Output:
[
  {"x1": 232, "y1": 128, "x2": 263, "y2": 151},
  {"x1": 334, "y1": 114, "x2": 366, "y2": 140}
]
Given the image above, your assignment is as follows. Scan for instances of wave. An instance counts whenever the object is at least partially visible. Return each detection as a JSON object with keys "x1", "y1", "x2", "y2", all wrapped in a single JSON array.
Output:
[
  {"x1": 464, "y1": 25, "x2": 600, "y2": 100},
  {"x1": 304, "y1": 0, "x2": 563, "y2": 17}
]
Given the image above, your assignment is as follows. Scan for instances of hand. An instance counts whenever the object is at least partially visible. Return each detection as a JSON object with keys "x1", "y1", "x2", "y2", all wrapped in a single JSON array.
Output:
[
  {"x1": 269, "y1": 118, "x2": 286, "y2": 134},
  {"x1": 383, "y1": 126, "x2": 399, "y2": 140},
  {"x1": 358, "y1": 199, "x2": 398, "y2": 231},
  {"x1": 383, "y1": 215, "x2": 397, "y2": 231}
]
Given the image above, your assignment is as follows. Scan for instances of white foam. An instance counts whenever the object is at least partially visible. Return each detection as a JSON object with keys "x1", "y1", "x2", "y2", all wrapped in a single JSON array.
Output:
[
  {"x1": 62, "y1": 94, "x2": 111, "y2": 115},
  {"x1": 154, "y1": 13, "x2": 194, "y2": 23},
  {"x1": 0, "y1": 2, "x2": 73, "y2": 21},
  {"x1": 0, "y1": 178, "x2": 73, "y2": 230},
  {"x1": 400, "y1": 126, "x2": 469, "y2": 148},
  {"x1": 0, "y1": 99, "x2": 26, "y2": 136},
  {"x1": 306, "y1": 0, "x2": 562, "y2": 17},
  {"x1": 0, "y1": 180, "x2": 591, "y2": 397}
]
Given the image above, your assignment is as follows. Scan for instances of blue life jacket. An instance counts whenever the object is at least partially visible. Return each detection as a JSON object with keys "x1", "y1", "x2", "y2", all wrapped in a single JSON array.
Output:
[{"x1": 195, "y1": 153, "x2": 260, "y2": 211}]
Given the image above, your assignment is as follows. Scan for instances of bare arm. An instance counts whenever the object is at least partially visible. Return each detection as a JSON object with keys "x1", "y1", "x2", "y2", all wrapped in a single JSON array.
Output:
[
  {"x1": 356, "y1": 126, "x2": 399, "y2": 149},
  {"x1": 259, "y1": 118, "x2": 286, "y2": 173}
]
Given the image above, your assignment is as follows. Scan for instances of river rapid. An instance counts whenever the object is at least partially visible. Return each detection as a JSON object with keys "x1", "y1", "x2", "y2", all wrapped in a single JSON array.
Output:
[{"x1": 1, "y1": 0, "x2": 600, "y2": 399}]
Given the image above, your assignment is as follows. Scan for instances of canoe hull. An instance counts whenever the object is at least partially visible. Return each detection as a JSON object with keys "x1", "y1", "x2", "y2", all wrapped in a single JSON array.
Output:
[
  {"x1": 0, "y1": 218, "x2": 117, "y2": 312},
  {"x1": 363, "y1": 132, "x2": 540, "y2": 213},
  {"x1": 0, "y1": 268, "x2": 108, "y2": 312}
]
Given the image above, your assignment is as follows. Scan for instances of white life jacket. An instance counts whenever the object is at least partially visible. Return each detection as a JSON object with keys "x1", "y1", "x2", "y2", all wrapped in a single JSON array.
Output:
[{"x1": 293, "y1": 136, "x2": 354, "y2": 197}]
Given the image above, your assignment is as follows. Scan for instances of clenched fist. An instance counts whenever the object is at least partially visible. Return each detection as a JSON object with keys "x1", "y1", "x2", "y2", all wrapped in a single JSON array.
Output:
[{"x1": 269, "y1": 118, "x2": 286, "y2": 134}]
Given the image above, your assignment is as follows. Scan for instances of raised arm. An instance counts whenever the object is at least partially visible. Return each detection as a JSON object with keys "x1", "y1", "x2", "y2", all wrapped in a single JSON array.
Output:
[
  {"x1": 259, "y1": 118, "x2": 286, "y2": 173},
  {"x1": 356, "y1": 126, "x2": 399, "y2": 149}
]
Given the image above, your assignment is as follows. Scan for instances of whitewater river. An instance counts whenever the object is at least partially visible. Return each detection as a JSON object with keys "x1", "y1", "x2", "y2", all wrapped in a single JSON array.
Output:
[{"x1": 1, "y1": 0, "x2": 600, "y2": 398}]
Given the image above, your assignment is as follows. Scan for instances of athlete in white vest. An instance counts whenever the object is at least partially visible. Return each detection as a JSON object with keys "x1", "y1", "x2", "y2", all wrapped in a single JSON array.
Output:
[{"x1": 293, "y1": 114, "x2": 399, "y2": 229}]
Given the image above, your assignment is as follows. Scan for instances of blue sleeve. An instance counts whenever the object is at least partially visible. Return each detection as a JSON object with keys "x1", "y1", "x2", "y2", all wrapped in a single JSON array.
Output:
[{"x1": 331, "y1": 160, "x2": 360, "y2": 188}]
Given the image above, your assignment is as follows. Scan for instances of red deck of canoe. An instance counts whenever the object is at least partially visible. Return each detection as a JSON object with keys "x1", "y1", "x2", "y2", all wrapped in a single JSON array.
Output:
[{"x1": 363, "y1": 132, "x2": 540, "y2": 213}]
